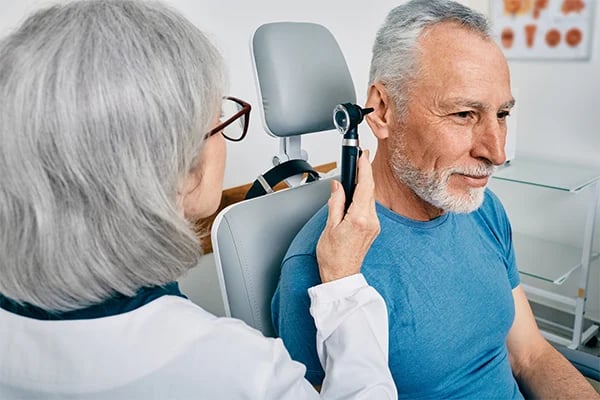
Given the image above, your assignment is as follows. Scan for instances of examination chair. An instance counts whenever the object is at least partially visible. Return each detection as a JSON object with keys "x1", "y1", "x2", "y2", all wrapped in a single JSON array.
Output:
[{"x1": 211, "y1": 22, "x2": 356, "y2": 336}]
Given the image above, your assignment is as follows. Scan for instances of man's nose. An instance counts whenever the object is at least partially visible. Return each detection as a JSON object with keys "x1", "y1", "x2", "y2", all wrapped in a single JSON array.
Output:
[{"x1": 471, "y1": 117, "x2": 507, "y2": 166}]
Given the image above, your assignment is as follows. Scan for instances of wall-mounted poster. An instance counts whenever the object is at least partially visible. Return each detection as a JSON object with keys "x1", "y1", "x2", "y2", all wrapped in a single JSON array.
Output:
[{"x1": 490, "y1": 0, "x2": 593, "y2": 60}]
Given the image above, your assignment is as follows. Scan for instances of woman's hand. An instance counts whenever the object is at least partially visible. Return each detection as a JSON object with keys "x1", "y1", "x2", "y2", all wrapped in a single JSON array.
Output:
[{"x1": 316, "y1": 150, "x2": 380, "y2": 283}]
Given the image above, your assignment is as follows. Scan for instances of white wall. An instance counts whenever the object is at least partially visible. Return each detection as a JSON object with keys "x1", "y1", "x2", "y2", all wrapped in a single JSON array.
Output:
[{"x1": 2, "y1": 1, "x2": 598, "y2": 310}]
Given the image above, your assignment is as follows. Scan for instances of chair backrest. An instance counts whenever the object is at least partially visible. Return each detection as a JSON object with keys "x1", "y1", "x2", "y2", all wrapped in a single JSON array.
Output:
[{"x1": 211, "y1": 178, "x2": 332, "y2": 337}]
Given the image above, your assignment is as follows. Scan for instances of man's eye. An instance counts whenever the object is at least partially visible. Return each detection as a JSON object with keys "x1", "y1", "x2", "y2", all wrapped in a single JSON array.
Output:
[
  {"x1": 454, "y1": 111, "x2": 472, "y2": 118},
  {"x1": 497, "y1": 110, "x2": 511, "y2": 120}
]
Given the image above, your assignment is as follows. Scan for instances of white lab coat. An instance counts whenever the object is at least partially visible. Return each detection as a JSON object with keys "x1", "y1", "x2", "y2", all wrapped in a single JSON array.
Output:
[{"x1": 0, "y1": 274, "x2": 396, "y2": 399}]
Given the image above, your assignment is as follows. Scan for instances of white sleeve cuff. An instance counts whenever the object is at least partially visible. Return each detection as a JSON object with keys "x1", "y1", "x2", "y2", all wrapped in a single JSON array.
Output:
[{"x1": 307, "y1": 273, "x2": 368, "y2": 304}]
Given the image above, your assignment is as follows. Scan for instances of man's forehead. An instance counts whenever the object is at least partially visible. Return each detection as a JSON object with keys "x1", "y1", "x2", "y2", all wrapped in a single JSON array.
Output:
[
  {"x1": 412, "y1": 24, "x2": 511, "y2": 104},
  {"x1": 417, "y1": 23, "x2": 505, "y2": 69}
]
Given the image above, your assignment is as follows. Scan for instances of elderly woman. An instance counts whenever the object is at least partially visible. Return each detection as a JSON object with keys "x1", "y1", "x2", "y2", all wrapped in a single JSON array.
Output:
[{"x1": 0, "y1": 1, "x2": 396, "y2": 399}]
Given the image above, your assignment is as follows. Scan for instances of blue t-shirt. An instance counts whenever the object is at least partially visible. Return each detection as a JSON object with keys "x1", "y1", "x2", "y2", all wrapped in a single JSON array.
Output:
[{"x1": 272, "y1": 189, "x2": 523, "y2": 399}]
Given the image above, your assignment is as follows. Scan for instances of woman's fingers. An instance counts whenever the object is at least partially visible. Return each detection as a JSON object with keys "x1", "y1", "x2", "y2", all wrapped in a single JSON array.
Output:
[{"x1": 324, "y1": 179, "x2": 345, "y2": 230}]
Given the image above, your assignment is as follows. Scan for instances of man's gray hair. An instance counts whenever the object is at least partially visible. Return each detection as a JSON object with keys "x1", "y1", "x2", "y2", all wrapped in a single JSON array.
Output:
[
  {"x1": 369, "y1": 0, "x2": 491, "y2": 118},
  {"x1": 0, "y1": 0, "x2": 226, "y2": 311}
]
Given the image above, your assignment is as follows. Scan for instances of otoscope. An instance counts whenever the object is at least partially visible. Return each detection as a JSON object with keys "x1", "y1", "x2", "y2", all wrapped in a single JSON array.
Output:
[{"x1": 333, "y1": 103, "x2": 374, "y2": 211}]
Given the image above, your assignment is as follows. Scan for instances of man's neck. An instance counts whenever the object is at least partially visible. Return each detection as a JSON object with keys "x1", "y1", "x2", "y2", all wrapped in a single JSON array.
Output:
[{"x1": 372, "y1": 155, "x2": 444, "y2": 221}]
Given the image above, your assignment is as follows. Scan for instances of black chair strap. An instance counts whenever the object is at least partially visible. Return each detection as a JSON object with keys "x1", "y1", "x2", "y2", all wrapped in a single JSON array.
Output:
[{"x1": 245, "y1": 159, "x2": 320, "y2": 200}]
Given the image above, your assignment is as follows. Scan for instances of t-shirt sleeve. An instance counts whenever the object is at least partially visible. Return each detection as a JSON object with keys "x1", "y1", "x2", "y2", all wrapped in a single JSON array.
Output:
[
  {"x1": 504, "y1": 226, "x2": 519, "y2": 289},
  {"x1": 272, "y1": 253, "x2": 325, "y2": 385}
]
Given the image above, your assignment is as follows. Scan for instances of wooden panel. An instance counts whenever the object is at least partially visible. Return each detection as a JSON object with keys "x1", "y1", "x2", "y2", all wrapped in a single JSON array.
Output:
[{"x1": 194, "y1": 162, "x2": 336, "y2": 254}]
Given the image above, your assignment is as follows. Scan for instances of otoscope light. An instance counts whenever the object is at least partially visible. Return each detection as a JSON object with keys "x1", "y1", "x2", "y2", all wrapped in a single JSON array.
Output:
[{"x1": 333, "y1": 103, "x2": 374, "y2": 135}]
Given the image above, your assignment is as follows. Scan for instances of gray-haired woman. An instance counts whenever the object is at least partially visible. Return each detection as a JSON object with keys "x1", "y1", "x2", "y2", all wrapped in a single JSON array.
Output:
[{"x1": 0, "y1": 1, "x2": 396, "y2": 398}]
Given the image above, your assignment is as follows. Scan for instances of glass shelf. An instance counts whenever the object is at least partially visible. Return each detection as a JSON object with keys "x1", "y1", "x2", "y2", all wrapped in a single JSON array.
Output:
[
  {"x1": 514, "y1": 232, "x2": 599, "y2": 285},
  {"x1": 493, "y1": 158, "x2": 600, "y2": 192},
  {"x1": 520, "y1": 263, "x2": 600, "y2": 324}
]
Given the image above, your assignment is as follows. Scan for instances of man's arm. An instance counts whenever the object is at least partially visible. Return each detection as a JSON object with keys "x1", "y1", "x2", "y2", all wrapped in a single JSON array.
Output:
[{"x1": 506, "y1": 285, "x2": 599, "y2": 399}]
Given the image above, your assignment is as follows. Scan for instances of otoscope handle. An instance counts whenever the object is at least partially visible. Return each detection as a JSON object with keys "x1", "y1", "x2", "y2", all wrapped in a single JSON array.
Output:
[
  {"x1": 341, "y1": 144, "x2": 361, "y2": 211},
  {"x1": 334, "y1": 103, "x2": 372, "y2": 212}
]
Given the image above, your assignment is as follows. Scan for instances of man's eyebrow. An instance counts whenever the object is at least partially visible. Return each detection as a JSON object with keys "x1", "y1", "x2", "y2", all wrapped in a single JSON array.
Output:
[
  {"x1": 443, "y1": 97, "x2": 516, "y2": 111},
  {"x1": 501, "y1": 98, "x2": 516, "y2": 110}
]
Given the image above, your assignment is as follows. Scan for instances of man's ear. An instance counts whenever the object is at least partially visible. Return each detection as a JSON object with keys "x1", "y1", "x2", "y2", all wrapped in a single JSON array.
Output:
[{"x1": 364, "y1": 82, "x2": 393, "y2": 140}]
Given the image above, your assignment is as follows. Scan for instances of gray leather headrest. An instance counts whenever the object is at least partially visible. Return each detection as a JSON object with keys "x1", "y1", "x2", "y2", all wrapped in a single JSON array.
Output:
[{"x1": 252, "y1": 22, "x2": 356, "y2": 137}]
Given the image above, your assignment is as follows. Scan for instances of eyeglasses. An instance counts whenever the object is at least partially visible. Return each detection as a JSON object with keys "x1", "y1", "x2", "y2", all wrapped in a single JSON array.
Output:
[{"x1": 205, "y1": 96, "x2": 251, "y2": 142}]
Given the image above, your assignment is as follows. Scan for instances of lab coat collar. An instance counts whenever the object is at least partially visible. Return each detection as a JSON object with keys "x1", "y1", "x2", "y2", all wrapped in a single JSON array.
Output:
[{"x1": 0, "y1": 282, "x2": 186, "y2": 320}]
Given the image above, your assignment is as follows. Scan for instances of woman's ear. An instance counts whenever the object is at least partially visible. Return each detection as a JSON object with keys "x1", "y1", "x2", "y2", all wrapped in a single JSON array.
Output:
[
  {"x1": 180, "y1": 134, "x2": 226, "y2": 221},
  {"x1": 181, "y1": 165, "x2": 203, "y2": 220},
  {"x1": 364, "y1": 83, "x2": 393, "y2": 140}
]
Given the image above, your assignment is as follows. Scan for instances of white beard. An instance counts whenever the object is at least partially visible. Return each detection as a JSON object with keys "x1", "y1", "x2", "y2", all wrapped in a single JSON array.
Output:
[{"x1": 390, "y1": 146, "x2": 495, "y2": 214}]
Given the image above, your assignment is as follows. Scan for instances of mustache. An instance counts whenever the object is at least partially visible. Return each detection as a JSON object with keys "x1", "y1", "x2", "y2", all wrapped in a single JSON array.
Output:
[{"x1": 447, "y1": 161, "x2": 496, "y2": 177}]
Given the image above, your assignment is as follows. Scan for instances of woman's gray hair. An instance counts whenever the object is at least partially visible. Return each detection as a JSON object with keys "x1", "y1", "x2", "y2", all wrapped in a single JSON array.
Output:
[
  {"x1": 369, "y1": 0, "x2": 491, "y2": 119},
  {"x1": 0, "y1": 0, "x2": 226, "y2": 311}
]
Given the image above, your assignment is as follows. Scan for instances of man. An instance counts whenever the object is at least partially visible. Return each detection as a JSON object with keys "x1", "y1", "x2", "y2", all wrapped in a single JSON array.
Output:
[{"x1": 272, "y1": 0, "x2": 599, "y2": 398}]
